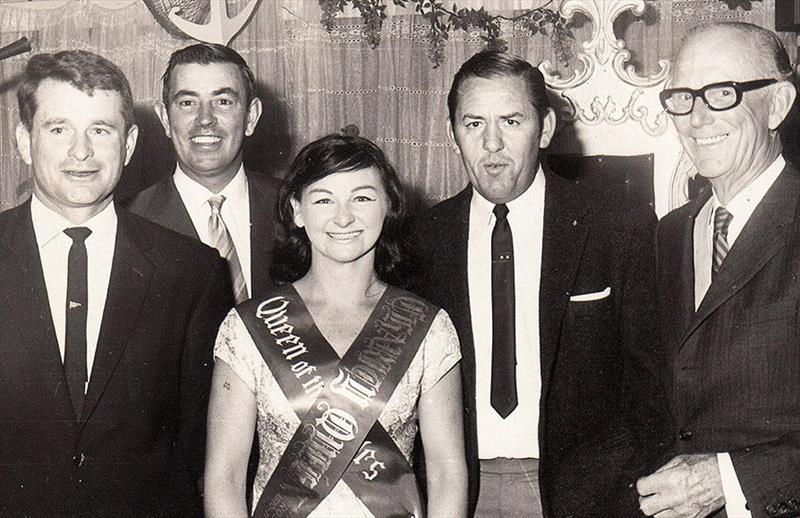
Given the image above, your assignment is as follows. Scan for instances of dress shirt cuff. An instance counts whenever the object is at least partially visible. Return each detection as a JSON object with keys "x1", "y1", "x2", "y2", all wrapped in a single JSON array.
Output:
[{"x1": 717, "y1": 452, "x2": 751, "y2": 517}]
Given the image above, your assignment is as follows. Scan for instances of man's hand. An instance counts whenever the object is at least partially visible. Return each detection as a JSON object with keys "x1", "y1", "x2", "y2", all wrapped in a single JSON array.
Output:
[{"x1": 636, "y1": 454, "x2": 725, "y2": 518}]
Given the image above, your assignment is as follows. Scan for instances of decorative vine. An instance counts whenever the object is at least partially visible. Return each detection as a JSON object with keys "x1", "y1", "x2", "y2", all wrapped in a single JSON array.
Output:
[
  {"x1": 319, "y1": 0, "x2": 574, "y2": 68},
  {"x1": 718, "y1": 0, "x2": 763, "y2": 10}
]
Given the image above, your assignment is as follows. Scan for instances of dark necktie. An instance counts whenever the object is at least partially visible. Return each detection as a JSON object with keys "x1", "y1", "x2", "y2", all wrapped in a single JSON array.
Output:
[
  {"x1": 491, "y1": 204, "x2": 517, "y2": 418},
  {"x1": 712, "y1": 206, "x2": 733, "y2": 278},
  {"x1": 208, "y1": 195, "x2": 248, "y2": 303},
  {"x1": 64, "y1": 226, "x2": 91, "y2": 419}
]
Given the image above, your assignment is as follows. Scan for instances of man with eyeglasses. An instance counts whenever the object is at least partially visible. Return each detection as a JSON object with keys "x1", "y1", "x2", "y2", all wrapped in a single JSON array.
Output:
[{"x1": 637, "y1": 22, "x2": 800, "y2": 518}]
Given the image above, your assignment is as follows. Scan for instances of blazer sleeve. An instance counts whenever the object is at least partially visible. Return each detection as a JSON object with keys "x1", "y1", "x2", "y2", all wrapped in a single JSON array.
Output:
[
  {"x1": 731, "y1": 435, "x2": 800, "y2": 518},
  {"x1": 179, "y1": 255, "x2": 235, "y2": 480}
]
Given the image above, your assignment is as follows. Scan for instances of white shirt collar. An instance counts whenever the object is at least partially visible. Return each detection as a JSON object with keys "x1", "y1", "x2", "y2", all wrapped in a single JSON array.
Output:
[
  {"x1": 470, "y1": 164, "x2": 546, "y2": 228},
  {"x1": 31, "y1": 195, "x2": 117, "y2": 249},
  {"x1": 173, "y1": 163, "x2": 248, "y2": 210},
  {"x1": 707, "y1": 155, "x2": 785, "y2": 228}
]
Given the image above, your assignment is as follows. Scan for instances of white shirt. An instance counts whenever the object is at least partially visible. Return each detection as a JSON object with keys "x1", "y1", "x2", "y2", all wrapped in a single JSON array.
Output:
[
  {"x1": 173, "y1": 164, "x2": 252, "y2": 296},
  {"x1": 32, "y1": 195, "x2": 117, "y2": 391},
  {"x1": 469, "y1": 167, "x2": 544, "y2": 459},
  {"x1": 693, "y1": 155, "x2": 785, "y2": 518}
]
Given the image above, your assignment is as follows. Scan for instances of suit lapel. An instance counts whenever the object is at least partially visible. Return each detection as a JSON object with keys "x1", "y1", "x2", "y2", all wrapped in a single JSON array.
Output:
[
  {"x1": 539, "y1": 174, "x2": 589, "y2": 398},
  {"x1": 684, "y1": 168, "x2": 800, "y2": 346},
  {"x1": 663, "y1": 190, "x2": 709, "y2": 347},
  {"x1": 81, "y1": 211, "x2": 153, "y2": 423},
  {"x1": 147, "y1": 177, "x2": 199, "y2": 240},
  {"x1": 447, "y1": 188, "x2": 475, "y2": 400},
  {"x1": 0, "y1": 201, "x2": 73, "y2": 417}
]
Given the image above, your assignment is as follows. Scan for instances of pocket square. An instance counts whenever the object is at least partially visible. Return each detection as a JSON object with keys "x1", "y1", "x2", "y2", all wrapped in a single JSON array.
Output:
[{"x1": 569, "y1": 287, "x2": 611, "y2": 302}]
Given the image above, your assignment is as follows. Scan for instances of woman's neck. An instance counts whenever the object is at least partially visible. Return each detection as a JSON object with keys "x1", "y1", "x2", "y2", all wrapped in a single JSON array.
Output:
[{"x1": 295, "y1": 256, "x2": 384, "y2": 307}]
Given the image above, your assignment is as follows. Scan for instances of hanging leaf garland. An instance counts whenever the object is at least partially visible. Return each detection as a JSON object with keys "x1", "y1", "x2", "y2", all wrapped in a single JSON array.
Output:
[
  {"x1": 319, "y1": 0, "x2": 574, "y2": 68},
  {"x1": 719, "y1": 0, "x2": 763, "y2": 10}
]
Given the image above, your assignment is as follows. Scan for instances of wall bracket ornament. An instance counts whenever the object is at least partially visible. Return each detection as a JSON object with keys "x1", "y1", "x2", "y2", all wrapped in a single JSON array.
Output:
[{"x1": 144, "y1": 0, "x2": 261, "y2": 45}]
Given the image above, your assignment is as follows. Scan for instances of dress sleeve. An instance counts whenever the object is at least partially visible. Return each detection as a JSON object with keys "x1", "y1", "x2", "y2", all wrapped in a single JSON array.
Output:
[
  {"x1": 213, "y1": 308, "x2": 260, "y2": 393},
  {"x1": 420, "y1": 309, "x2": 462, "y2": 394}
]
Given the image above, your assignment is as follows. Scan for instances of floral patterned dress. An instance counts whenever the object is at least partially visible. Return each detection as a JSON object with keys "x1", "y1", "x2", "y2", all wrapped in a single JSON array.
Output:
[{"x1": 214, "y1": 298, "x2": 461, "y2": 518}]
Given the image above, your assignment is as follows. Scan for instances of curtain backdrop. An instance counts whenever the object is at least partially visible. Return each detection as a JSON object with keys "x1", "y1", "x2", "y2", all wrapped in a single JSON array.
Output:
[{"x1": 0, "y1": 0, "x2": 789, "y2": 211}]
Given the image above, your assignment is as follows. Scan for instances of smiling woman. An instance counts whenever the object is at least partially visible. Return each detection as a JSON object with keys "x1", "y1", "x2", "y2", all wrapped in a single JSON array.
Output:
[{"x1": 203, "y1": 133, "x2": 469, "y2": 518}]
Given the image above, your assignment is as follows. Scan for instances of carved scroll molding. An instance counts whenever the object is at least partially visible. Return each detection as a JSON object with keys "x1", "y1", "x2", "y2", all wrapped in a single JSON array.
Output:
[{"x1": 540, "y1": 0, "x2": 671, "y2": 136}]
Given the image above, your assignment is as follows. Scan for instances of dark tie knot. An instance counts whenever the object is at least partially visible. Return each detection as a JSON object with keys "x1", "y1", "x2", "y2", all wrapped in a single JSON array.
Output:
[
  {"x1": 713, "y1": 206, "x2": 733, "y2": 236},
  {"x1": 64, "y1": 226, "x2": 92, "y2": 243},
  {"x1": 493, "y1": 203, "x2": 509, "y2": 222}
]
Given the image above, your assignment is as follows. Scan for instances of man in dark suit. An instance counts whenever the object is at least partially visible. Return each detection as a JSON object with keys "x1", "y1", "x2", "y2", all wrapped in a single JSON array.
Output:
[
  {"x1": 637, "y1": 23, "x2": 800, "y2": 518},
  {"x1": 127, "y1": 43, "x2": 280, "y2": 302},
  {"x1": 411, "y1": 50, "x2": 669, "y2": 518},
  {"x1": 0, "y1": 50, "x2": 233, "y2": 516}
]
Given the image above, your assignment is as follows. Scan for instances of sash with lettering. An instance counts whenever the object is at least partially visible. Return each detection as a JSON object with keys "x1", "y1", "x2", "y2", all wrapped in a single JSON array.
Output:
[{"x1": 238, "y1": 284, "x2": 438, "y2": 518}]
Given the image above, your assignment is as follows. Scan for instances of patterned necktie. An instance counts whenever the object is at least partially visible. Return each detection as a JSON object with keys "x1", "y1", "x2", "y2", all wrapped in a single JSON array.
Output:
[
  {"x1": 208, "y1": 195, "x2": 248, "y2": 303},
  {"x1": 713, "y1": 206, "x2": 733, "y2": 278},
  {"x1": 490, "y1": 203, "x2": 517, "y2": 418},
  {"x1": 64, "y1": 226, "x2": 91, "y2": 418}
]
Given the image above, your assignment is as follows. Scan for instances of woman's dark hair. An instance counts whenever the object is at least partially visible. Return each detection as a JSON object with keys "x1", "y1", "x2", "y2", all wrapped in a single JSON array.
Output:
[{"x1": 270, "y1": 134, "x2": 408, "y2": 285}]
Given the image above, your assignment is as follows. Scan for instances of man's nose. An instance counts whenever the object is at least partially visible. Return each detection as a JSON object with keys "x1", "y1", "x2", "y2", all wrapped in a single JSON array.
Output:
[
  {"x1": 69, "y1": 132, "x2": 94, "y2": 161},
  {"x1": 482, "y1": 123, "x2": 504, "y2": 153},
  {"x1": 196, "y1": 102, "x2": 217, "y2": 127},
  {"x1": 689, "y1": 97, "x2": 713, "y2": 128}
]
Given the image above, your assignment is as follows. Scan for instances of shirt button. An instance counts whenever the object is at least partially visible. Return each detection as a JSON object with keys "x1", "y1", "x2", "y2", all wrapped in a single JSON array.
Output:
[
  {"x1": 678, "y1": 429, "x2": 692, "y2": 441},
  {"x1": 73, "y1": 453, "x2": 85, "y2": 467}
]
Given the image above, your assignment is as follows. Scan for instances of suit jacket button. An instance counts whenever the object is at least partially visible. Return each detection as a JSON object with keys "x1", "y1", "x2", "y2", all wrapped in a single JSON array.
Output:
[
  {"x1": 678, "y1": 429, "x2": 692, "y2": 441},
  {"x1": 73, "y1": 453, "x2": 85, "y2": 467}
]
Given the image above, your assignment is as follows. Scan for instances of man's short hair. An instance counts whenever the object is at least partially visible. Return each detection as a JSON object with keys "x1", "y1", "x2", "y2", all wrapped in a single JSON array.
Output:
[
  {"x1": 680, "y1": 22, "x2": 794, "y2": 82},
  {"x1": 447, "y1": 50, "x2": 551, "y2": 126},
  {"x1": 161, "y1": 43, "x2": 256, "y2": 106},
  {"x1": 17, "y1": 50, "x2": 135, "y2": 131}
]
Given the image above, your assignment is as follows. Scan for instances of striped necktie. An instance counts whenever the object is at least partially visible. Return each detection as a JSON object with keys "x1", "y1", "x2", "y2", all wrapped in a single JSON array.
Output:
[
  {"x1": 712, "y1": 206, "x2": 733, "y2": 278},
  {"x1": 208, "y1": 195, "x2": 248, "y2": 303}
]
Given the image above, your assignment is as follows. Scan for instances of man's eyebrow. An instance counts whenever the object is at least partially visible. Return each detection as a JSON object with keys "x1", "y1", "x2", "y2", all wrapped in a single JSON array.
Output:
[
  {"x1": 461, "y1": 113, "x2": 485, "y2": 120},
  {"x1": 172, "y1": 89, "x2": 199, "y2": 99},
  {"x1": 91, "y1": 119, "x2": 120, "y2": 128},
  {"x1": 500, "y1": 112, "x2": 525, "y2": 119},
  {"x1": 172, "y1": 87, "x2": 242, "y2": 99},
  {"x1": 211, "y1": 87, "x2": 241, "y2": 98}
]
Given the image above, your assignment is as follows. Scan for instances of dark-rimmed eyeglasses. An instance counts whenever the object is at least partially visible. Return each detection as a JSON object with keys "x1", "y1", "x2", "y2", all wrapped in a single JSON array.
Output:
[{"x1": 659, "y1": 79, "x2": 778, "y2": 115}]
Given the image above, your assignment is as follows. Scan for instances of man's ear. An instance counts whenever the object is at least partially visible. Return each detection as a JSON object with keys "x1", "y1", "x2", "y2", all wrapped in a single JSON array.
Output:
[
  {"x1": 15, "y1": 122, "x2": 32, "y2": 166},
  {"x1": 446, "y1": 118, "x2": 461, "y2": 155},
  {"x1": 123, "y1": 124, "x2": 139, "y2": 166},
  {"x1": 154, "y1": 101, "x2": 172, "y2": 138},
  {"x1": 538, "y1": 108, "x2": 557, "y2": 149},
  {"x1": 290, "y1": 197, "x2": 304, "y2": 228},
  {"x1": 245, "y1": 97, "x2": 263, "y2": 137},
  {"x1": 769, "y1": 82, "x2": 797, "y2": 130}
]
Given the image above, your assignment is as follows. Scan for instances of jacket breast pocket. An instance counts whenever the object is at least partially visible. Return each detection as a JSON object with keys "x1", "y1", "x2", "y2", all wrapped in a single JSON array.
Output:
[
  {"x1": 732, "y1": 299, "x2": 797, "y2": 350},
  {"x1": 737, "y1": 299, "x2": 796, "y2": 324},
  {"x1": 567, "y1": 287, "x2": 613, "y2": 319}
]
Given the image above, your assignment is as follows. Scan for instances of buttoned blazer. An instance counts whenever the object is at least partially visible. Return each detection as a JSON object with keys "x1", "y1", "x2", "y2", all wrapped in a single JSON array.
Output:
[
  {"x1": 656, "y1": 164, "x2": 800, "y2": 518},
  {"x1": 125, "y1": 169, "x2": 282, "y2": 298},
  {"x1": 0, "y1": 201, "x2": 234, "y2": 517},
  {"x1": 410, "y1": 170, "x2": 670, "y2": 518}
]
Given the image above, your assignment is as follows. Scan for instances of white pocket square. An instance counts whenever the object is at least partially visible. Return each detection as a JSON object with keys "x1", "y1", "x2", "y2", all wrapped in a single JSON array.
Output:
[{"x1": 569, "y1": 287, "x2": 611, "y2": 302}]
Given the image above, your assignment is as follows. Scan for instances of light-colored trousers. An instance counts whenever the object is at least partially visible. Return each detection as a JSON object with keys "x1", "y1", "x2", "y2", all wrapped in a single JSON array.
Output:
[{"x1": 475, "y1": 458, "x2": 543, "y2": 518}]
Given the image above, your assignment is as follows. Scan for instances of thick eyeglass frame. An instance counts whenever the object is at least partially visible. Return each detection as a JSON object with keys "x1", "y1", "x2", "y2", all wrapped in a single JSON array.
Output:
[{"x1": 659, "y1": 78, "x2": 778, "y2": 115}]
